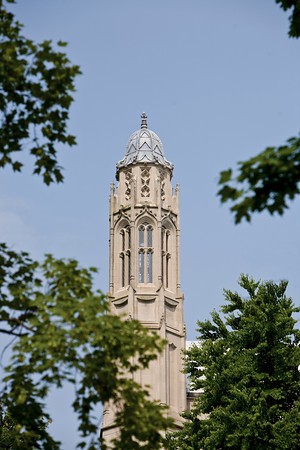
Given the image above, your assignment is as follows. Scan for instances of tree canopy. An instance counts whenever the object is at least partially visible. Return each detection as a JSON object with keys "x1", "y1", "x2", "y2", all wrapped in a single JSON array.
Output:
[
  {"x1": 218, "y1": 0, "x2": 300, "y2": 223},
  {"x1": 0, "y1": 0, "x2": 80, "y2": 184},
  {"x1": 0, "y1": 246, "x2": 172, "y2": 449},
  {"x1": 0, "y1": 1, "x2": 172, "y2": 448},
  {"x1": 167, "y1": 275, "x2": 300, "y2": 449}
]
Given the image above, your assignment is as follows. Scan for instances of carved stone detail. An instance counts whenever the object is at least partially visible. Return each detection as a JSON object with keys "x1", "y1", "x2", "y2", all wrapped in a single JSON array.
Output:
[
  {"x1": 162, "y1": 210, "x2": 177, "y2": 227},
  {"x1": 141, "y1": 167, "x2": 151, "y2": 197},
  {"x1": 159, "y1": 169, "x2": 166, "y2": 201},
  {"x1": 113, "y1": 208, "x2": 131, "y2": 226},
  {"x1": 135, "y1": 204, "x2": 156, "y2": 221},
  {"x1": 124, "y1": 169, "x2": 132, "y2": 200},
  {"x1": 161, "y1": 180, "x2": 166, "y2": 201}
]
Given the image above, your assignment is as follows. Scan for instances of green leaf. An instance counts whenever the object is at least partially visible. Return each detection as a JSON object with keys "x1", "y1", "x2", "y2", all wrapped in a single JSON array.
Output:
[{"x1": 218, "y1": 168, "x2": 232, "y2": 184}]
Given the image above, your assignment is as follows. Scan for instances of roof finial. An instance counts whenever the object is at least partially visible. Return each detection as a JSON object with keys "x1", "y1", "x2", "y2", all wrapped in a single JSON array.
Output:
[{"x1": 141, "y1": 112, "x2": 147, "y2": 129}]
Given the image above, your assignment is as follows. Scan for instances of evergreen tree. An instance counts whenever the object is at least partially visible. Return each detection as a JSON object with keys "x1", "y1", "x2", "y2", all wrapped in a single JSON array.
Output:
[{"x1": 167, "y1": 275, "x2": 300, "y2": 450}]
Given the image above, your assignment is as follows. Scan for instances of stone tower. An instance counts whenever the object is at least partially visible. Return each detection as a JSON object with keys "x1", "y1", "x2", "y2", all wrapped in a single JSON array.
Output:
[{"x1": 102, "y1": 113, "x2": 186, "y2": 443}]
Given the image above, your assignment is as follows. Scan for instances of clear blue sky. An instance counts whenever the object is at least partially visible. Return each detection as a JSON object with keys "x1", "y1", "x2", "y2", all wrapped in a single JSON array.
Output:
[{"x1": 1, "y1": 1, "x2": 300, "y2": 448}]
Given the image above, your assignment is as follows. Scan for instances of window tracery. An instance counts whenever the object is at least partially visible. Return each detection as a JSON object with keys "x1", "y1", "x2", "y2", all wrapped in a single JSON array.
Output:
[
  {"x1": 138, "y1": 223, "x2": 153, "y2": 283},
  {"x1": 120, "y1": 225, "x2": 131, "y2": 287},
  {"x1": 162, "y1": 226, "x2": 171, "y2": 288}
]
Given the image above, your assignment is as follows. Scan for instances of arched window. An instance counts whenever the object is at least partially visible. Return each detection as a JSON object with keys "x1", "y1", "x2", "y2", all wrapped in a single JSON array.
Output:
[
  {"x1": 162, "y1": 226, "x2": 171, "y2": 288},
  {"x1": 120, "y1": 225, "x2": 131, "y2": 287},
  {"x1": 138, "y1": 223, "x2": 153, "y2": 283}
]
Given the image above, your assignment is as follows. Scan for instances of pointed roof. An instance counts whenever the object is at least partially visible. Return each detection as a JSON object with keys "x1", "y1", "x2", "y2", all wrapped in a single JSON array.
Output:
[{"x1": 116, "y1": 113, "x2": 173, "y2": 179}]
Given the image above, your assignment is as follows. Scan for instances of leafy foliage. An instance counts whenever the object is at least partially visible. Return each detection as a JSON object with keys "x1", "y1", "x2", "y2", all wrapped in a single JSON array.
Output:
[
  {"x1": 167, "y1": 275, "x2": 300, "y2": 449},
  {"x1": 218, "y1": 1, "x2": 300, "y2": 223},
  {"x1": 0, "y1": 409, "x2": 20, "y2": 450},
  {"x1": 0, "y1": 244, "x2": 172, "y2": 449},
  {"x1": 0, "y1": 1, "x2": 173, "y2": 448},
  {"x1": 106, "y1": 380, "x2": 173, "y2": 450},
  {"x1": 0, "y1": 0, "x2": 80, "y2": 184},
  {"x1": 218, "y1": 135, "x2": 300, "y2": 223},
  {"x1": 276, "y1": 0, "x2": 300, "y2": 37}
]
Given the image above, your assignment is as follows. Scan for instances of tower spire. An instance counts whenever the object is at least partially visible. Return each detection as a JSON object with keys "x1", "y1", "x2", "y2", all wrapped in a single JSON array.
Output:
[
  {"x1": 102, "y1": 116, "x2": 186, "y2": 446},
  {"x1": 141, "y1": 112, "x2": 147, "y2": 129}
]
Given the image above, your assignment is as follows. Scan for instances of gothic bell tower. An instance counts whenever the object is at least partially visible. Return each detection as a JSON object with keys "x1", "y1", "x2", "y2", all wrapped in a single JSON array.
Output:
[{"x1": 103, "y1": 113, "x2": 186, "y2": 442}]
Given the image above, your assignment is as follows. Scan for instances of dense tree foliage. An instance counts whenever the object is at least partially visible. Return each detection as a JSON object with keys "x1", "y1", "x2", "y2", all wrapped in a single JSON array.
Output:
[
  {"x1": 167, "y1": 275, "x2": 300, "y2": 449},
  {"x1": 0, "y1": 0, "x2": 80, "y2": 184},
  {"x1": 218, "y1": 0, "x2": 300, "y2": 223},
  {"x1": 0, "y1": 245, "x2": 172, "y2": 449},
  {"x1": 0, "y1": 1, "x2": 172, "y2": 448}
]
